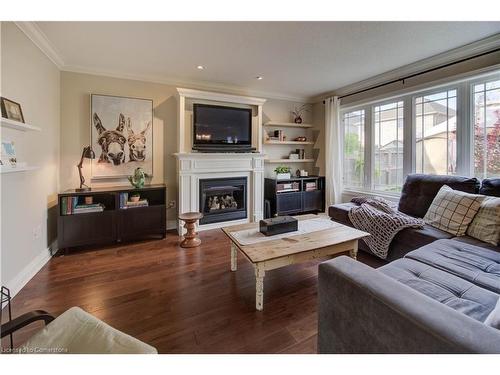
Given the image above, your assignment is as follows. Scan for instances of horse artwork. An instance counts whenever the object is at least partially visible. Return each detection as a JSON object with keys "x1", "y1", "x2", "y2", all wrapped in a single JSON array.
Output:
[{"x1": 91, "y1": 94, "x2": 153, "y2": 179}]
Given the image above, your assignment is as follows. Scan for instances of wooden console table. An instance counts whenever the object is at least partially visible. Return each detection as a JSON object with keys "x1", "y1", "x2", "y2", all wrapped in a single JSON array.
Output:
[{"x1": 57, "y1": 184, "x2": 166, "y2": 253}]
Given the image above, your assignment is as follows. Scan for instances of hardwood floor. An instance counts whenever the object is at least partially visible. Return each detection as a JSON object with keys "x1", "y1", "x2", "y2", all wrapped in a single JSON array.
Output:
[{"x1": 1, "y1": 229, "x2": 384, "y2": 353}]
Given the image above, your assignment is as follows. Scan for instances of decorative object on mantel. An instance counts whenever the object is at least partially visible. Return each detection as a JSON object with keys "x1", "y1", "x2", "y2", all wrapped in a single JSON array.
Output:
[
  {"x1": 1, "y1": 141, "x2": 17, "y2": 167},
  {"x1": 178, "y1": 212, "x2": 204, "y2": 248},
  {"x1": 91, "y1": 94, "x2": 153, "y2": 179},
  {"x1": 1, "y1": 97, "x2": 24, "y2": 123},
  {"x1": 274, "y1": 165, "x2": 291, "y2": 180},
  {"x1": 76, "y1": 146, "x2": 95, "y2": 192},
  {"x1": 128, "y1": 167, "x2": 149, "y2": 188},
  {"x1": 291, "y1": 104, "x2": 311, "y2": 124}
]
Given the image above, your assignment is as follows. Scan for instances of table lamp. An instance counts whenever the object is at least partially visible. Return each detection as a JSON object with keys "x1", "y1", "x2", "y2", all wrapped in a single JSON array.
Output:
[{"x1": 76, "y1": 146, "x2": 95, "y2": 192}]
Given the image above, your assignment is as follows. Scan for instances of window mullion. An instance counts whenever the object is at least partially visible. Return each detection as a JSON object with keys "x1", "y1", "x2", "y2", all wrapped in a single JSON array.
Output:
[{"x1": 364, "y1": 105, "x2": 373, "y2": 190}]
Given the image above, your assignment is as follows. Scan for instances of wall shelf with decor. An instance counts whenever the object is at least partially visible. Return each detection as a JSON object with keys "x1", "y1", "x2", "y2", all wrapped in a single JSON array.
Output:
[
  {"x1": 265, "y1": 159, "x2": 315, "y2": 164},
  {"x1": 0, "y1": 164, "x2": 39, "y2": 174},
  {"x1": 1, "y1": 117, "x2": 41, "y2": 132},
  {"x1": 263, "y1": 121, "x2": 313, "y2": 129}
]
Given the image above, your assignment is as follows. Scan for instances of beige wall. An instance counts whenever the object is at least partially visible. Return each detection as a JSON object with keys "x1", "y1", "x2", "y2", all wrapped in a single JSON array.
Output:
[
  {"x1": 1, "y1": 22, "x2": 60, "y2": 293},
  {"x1": 60, "y1": 72, "x2": 321, "y2": 226}
]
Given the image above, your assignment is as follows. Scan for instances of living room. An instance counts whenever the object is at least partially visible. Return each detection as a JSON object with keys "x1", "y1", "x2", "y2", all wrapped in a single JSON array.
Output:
[{"x1": 1, "y1": 0, "x2": 500, "y2": 371}]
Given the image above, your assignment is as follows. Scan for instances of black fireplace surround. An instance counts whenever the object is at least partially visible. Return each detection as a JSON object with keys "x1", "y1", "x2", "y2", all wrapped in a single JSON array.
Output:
[{"x1": 199, "y1": 177, "x2": 248, "y2": 225}]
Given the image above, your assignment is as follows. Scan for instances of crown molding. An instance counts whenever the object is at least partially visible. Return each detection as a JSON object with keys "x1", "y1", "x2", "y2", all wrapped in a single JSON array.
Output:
[
  {"x1": 62, "y1": 65, "x2": 312, "y2": 103},
  {"x1": 176, "y1": 87, "x2": 267, "y2": 105},
  {"x1": 13, "y1": 22, "x2": 313, "y2": 103},
  {"x1": 15, "y1": 21, "x2": 64, "y2": 69},
  {"x1": 313, "y1": 33, "x2": 500, "y2": 102}
]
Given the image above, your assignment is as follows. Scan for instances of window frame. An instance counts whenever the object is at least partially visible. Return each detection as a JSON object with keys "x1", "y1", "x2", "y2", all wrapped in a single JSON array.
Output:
[{"x1": 339, "y1": 69, "x2": 500, "y2": 196}]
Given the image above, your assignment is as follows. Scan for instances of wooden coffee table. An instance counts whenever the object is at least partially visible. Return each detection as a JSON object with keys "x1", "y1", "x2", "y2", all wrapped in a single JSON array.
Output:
[{"x1": 222, "y1": 214, "x2": 369, "y2": 311}]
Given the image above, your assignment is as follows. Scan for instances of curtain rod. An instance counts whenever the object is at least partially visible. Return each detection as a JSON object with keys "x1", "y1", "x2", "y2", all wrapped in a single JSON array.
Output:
[{"x1": 323, "y1": 47, "x2": 500, "y2": 103}]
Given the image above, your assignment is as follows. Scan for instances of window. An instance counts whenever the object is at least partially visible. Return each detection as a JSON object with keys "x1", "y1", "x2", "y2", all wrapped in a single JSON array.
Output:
[
  {"x1": 342, "y1": 110, "x2": 365, "y2": 188},
  {"x1": 473, "y1": 79, "x2": 500, "y2": 179},
  {"x1": 415, "y1": 90, "x2": 457, "y2": 175},
  {"x1": 373, "y1": 101, "x2": 404, "y2": 192},
  {"x1": 339, "y1": 70, "x2": 500, "y2": 194}
]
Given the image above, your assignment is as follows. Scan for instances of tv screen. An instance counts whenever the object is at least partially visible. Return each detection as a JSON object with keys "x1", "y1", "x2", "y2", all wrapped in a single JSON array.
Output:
[{"x1": 193, "y1": 104, "x2": 252, "y2": 149}]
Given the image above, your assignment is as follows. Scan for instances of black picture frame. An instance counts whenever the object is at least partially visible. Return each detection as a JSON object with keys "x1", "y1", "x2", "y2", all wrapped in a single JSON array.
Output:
[{"x1": 1, "y1": 97, "x2": 25, "y2": 123}]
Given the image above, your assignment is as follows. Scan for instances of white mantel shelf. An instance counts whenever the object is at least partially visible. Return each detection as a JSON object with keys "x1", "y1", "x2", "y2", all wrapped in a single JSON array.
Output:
[
  {"x1": 264, "y1": 121, "x2": 313, "y2": 128},
  {"x1": 1, "y1": 117, "x2": 41, "y2": 132}
]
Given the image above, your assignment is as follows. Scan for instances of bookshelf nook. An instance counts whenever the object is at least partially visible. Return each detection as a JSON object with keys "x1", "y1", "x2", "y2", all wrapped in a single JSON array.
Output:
[{"x1": 57, "y1": 184, "x2": 166, "y2": 253}]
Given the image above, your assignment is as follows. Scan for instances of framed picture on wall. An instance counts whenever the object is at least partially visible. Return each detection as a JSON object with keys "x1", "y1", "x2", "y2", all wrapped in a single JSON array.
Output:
[
  {"x1": 90, "y1": 94, "x2": 153, "y2": 179},
  {"x1": 1, "y1": 97, "x2": 25, "y2": 123}
]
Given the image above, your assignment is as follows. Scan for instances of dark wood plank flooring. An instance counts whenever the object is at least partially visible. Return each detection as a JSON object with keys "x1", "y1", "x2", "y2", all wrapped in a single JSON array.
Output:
[{"x1": 1, "y1": 229, "x2": 384, "y2": 353}]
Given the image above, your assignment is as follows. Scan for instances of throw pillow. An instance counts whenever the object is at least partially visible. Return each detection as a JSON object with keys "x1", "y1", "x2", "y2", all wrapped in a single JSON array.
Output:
[
  {"x1": 466, "y1": 196, "x2": 500, "y2": 246},
  {"x1": 484, "y1": 297, "x2": 500, "y2": 330},
  {"x1": 423, "y1": 185, "x2": 485, "y2": 236}
]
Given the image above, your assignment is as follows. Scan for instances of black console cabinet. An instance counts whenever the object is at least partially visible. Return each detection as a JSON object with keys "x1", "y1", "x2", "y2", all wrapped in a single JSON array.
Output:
[
  {"x1": 264, "y1": 177, "x2": 325, "y2": 217},
  {"x1": 57, "y1": 184, "x2": 166, "y2": 253}
]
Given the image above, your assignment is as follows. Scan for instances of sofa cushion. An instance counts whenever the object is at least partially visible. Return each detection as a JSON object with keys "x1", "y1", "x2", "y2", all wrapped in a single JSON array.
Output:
[
  {"x1": 398, "y1": 174, "x2": 480, "y2": 218},
  {"x1": 467, "y1": 197, "x2": 500, "y2": 246},
  {"x1": 392, "y1": 224, "x2": 454, "y2": 249},
  {"x1": 405, "y1": 239, "x2": 500, "y2": 294},
  {"x1": 423, "y1": 185, "x2": 485, "y2": 236},
  {"x1": 328, "y1": 202, "x2": 357, "y2": 226},
  {"x1": 480, "y1": 178, "x2": 500, "y2": 197},
  {"x1": 380, "y1": 258, "x2": 499, "y2": 323},
  {"x1": 452, "y1": 236, "x2": 500, "y2": 251},
  {"x1": 485, "y1": 298, "x2": 500, "y2": 329}
]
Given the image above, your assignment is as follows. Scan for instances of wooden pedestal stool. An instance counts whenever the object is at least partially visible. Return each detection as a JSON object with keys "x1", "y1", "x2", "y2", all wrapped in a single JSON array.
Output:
[{"x1": 178, "y1": 212, "x2": 203, "y2": 248}]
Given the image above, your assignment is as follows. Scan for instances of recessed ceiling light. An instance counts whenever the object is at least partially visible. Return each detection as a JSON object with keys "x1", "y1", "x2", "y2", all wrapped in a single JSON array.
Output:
[
  {"x1": 256, "y1": 76, "x2": 263, "y2": 80},
  {"x1": 197, "y1": 65, "x2": 205, "y2": 70}
]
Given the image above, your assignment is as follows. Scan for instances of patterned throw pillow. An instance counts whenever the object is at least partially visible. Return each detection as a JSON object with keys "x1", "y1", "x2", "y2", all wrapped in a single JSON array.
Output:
[
  {"x1": 467, "y1": 197, "x2": 500, "y2": 246},
  {"x1": 423, "y1": 185, "x2": 485, "y2": 236}
]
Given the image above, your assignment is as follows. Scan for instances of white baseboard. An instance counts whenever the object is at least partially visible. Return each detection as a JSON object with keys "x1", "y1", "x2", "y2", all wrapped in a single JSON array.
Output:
[
  {"x1": 5, "y1": 245, "x2": 54, "y2": 299},
  {"x1": 167, "y1": 220, "x2": 177, "y2": 231}
]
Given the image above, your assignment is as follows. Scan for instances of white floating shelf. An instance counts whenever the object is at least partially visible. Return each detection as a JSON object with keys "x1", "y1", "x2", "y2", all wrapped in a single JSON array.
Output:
[
  {"x1": 265, "y1": 159, "x2": 315, "y2": 163},
  {"x1": 0, "y1": 164, "x2": 39, "y2": 174},
  {"x1": 1, "y1": 117, "x2": 41, "y2": 132},
  {"x1": 264, "y1": 140, "x2": 314, "y2": 145},
  {"x1": 264, "y1": 121, "x2": 313, "y2": 128}
]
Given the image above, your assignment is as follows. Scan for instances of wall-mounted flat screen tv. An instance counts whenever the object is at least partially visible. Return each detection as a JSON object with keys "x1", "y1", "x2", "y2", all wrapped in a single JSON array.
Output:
[{"x1": 193, "y1": 104, "x2": 253, "y2": 152}]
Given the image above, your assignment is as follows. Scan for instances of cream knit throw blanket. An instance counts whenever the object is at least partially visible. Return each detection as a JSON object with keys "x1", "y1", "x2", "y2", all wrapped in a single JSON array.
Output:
[{"x1": 348, "y1": 196, "x2": 424, "y2": 259}]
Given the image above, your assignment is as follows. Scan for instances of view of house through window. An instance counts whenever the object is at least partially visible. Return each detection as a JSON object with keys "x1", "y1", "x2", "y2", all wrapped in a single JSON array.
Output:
[
  {"x1": 473, "y1": 79, "x2": 500, "y2": 179},
  {"x1": 342, "y1": 110, "x2": 365, "y2": 188},
  {"x1": 373, "y1": 101, "x2": 404, "y2": 192},
  {"x1": 415, "y1": 90, "x2": 457, "y2": 175}
]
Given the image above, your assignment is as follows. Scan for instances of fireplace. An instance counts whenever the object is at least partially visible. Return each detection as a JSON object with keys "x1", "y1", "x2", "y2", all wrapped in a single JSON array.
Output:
[{"x1": 199, "y1": 177, "x2": 247, "y2": 225}]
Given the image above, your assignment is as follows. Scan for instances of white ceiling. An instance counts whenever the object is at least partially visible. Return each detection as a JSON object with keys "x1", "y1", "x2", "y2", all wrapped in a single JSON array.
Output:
[{"x1": 35, "y1": 21, "x2": 500, "y2": 100}]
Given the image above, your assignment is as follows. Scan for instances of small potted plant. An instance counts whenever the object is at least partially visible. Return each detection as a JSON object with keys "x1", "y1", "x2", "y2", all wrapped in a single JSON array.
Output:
[
  {"x1": 129, "y1": 192, "x2": 141, "y2": 203},
  {"x1": 275, "y1": 166, "x2": 291, "y2": 180}
]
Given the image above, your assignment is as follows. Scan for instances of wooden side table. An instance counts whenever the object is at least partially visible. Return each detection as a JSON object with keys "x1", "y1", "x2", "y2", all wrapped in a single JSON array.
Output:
[{"x1": 178, "y1": 212, "x2": 203, "y2": 248}]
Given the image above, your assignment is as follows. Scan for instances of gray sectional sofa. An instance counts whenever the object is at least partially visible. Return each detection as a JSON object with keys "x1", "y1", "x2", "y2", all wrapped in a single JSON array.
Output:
[{"x1": 319, "y1": 174, "x2": 500, "y2": 353}]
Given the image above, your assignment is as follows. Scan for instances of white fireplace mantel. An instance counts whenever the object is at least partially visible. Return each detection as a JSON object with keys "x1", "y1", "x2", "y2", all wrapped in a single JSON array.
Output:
[{"x1": 174, "y1": 152, "x2": 266, "y2": 233}]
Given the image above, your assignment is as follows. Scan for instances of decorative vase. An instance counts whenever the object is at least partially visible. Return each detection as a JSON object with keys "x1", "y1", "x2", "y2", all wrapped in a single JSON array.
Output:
[
  {"x1": 128, "y1": 167, "x2": 147, "y2": 188},
  {"x1": 294, "y1": 116, "x2": 303, "y2": 124}
]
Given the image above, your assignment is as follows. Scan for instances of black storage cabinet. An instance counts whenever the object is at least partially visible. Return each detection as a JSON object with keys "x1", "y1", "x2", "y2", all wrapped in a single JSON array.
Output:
[{"x1": 58, "y1": 184, "x2": 166, "y2": 253}]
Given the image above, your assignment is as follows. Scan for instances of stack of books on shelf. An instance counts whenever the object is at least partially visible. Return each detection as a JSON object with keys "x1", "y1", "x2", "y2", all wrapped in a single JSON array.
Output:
[
  {"x1": 61, "y1": 196, "x2": 105, "y2": 215},
  {"x1": 305, "y1": 181, "x2": 317, "y2": 191},
  {"x1": 277, "y1": 181, "x2": 300, "y2": 193},
  {"x1": 73, "y1": 203, "x2": 105, "y2": 214},
  {"x1": 267, "y1": 130, "x2": 285, "y2": 142},
  {"x1": 119, "y1": 192, "x2": 149, "y2": 209}
]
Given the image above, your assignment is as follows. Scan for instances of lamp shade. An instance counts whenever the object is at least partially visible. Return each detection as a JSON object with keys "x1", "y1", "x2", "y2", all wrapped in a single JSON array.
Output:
[{"x1": 83, "y1": 146, "x2": 95, "y2": 160}]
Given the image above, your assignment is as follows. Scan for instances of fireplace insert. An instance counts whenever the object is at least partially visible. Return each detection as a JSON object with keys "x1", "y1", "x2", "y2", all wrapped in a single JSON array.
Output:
[{"x1": 199, "y1": 177, "x2": 247, "y2": 225}]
